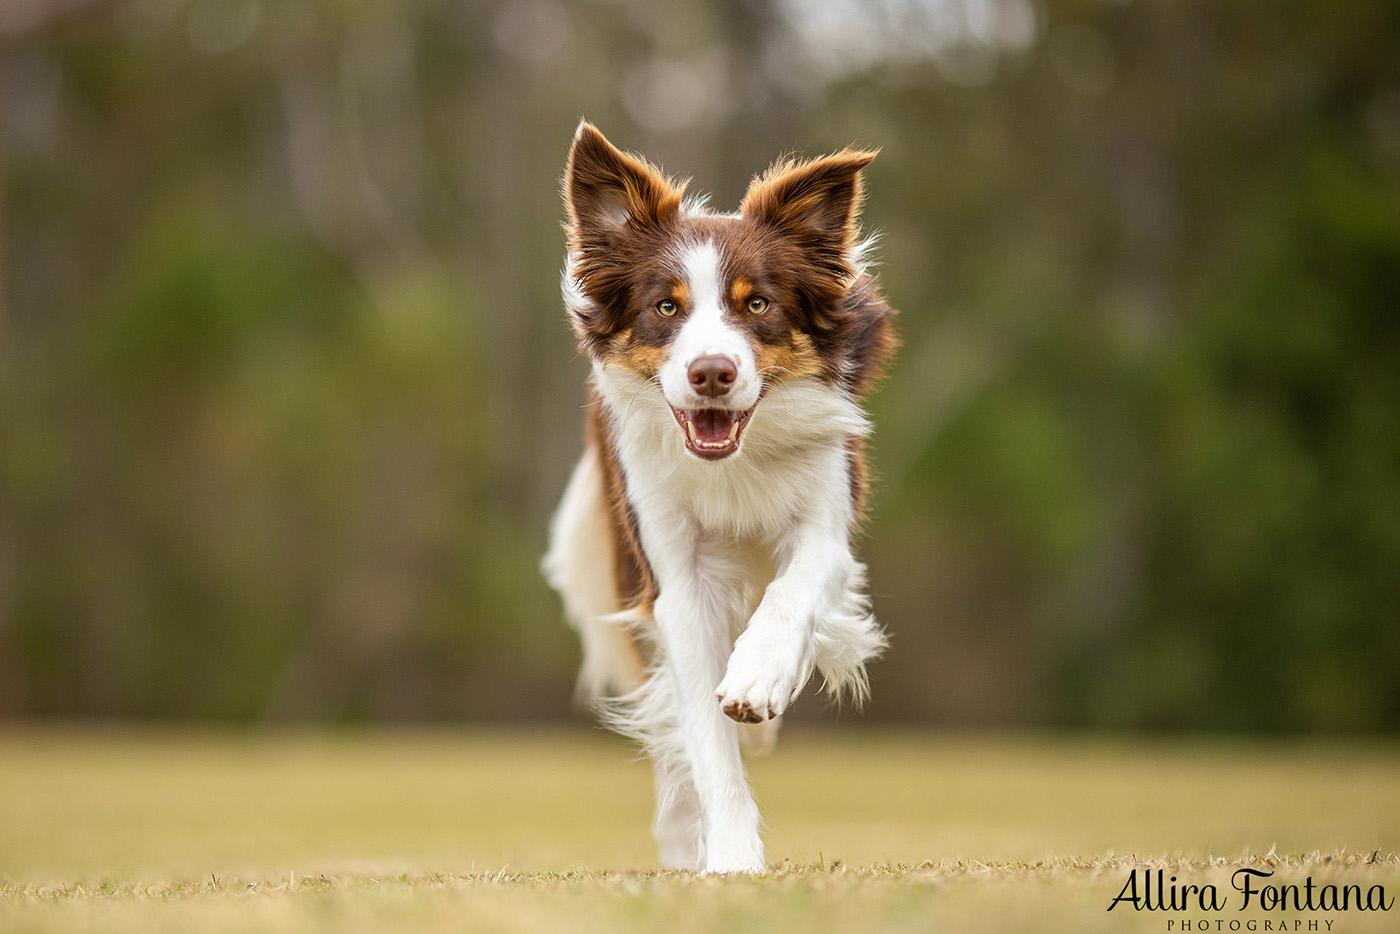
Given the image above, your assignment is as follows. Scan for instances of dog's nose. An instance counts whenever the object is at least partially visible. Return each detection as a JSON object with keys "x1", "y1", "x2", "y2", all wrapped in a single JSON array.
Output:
[{"x1": 688, "y1": 355, "x2": 737, "y2": 397}]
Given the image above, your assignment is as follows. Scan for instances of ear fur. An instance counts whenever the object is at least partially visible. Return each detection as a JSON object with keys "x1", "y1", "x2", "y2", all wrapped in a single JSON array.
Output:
[
  {"x1": 565, "y1": 121, "x2": 686, "y2": 253},
  {"x1": 740, "y1": 149, "x2": 878, "y2": 331},
  {"x1": 740, "y1": 149, "x2": 877, "y2": 249}
]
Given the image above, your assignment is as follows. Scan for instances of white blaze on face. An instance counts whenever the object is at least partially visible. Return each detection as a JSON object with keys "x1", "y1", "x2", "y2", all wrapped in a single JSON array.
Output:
[{"x1": 659, "y1": 240, "x2": 760, "y2": 411}]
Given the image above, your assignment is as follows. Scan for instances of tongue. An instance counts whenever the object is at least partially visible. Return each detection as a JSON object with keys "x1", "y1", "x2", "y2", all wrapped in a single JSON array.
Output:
[{"x1": 693, "y1": 409, "x2": 736, "y2": 444}]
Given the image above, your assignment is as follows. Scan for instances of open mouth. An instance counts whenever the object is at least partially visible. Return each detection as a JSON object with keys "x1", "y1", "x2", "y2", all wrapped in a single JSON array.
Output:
[{"x1": 670, "y1": 406, "x2": 754, "y2": 460}]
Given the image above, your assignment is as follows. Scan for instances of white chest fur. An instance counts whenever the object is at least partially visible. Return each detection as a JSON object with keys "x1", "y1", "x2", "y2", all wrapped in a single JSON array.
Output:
[{"x1": 592, "y1": 362, "x2": 868, "y2": 543}]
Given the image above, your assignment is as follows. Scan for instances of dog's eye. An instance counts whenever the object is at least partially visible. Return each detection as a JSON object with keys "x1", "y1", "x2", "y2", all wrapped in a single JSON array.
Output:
[
  {"x1": 746, "y1": 296, "x2": 769, "y2": 315},
  {"x1": 657, "y1": 299, "x2": 678, "y2": 317}
]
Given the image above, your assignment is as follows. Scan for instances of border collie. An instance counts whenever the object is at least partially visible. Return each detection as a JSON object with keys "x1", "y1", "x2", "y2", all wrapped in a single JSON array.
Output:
[{"x1": 543, "y1": 122, "x2": 897, "y2": 874}]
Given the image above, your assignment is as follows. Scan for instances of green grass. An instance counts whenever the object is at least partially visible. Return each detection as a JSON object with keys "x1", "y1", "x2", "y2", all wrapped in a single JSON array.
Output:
[{"x1": 1, "y1": 728, "x2": 1397, "y2": 932}]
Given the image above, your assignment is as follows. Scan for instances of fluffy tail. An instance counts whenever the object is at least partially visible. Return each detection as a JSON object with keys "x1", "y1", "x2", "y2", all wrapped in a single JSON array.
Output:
[{"x1": 542, "y1": 448, "x2": 647, "y2": 699}]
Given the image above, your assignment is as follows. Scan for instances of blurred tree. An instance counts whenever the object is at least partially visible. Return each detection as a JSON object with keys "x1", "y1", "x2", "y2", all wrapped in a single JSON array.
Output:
[{"x1": 0, "y1": 0, "x2": 1395, "y2": 728}]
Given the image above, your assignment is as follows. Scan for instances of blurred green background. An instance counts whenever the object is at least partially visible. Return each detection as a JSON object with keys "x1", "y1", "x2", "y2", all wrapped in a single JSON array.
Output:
[{"x1": 1, "y1": 0, "x2": 1396, "y2": 731}]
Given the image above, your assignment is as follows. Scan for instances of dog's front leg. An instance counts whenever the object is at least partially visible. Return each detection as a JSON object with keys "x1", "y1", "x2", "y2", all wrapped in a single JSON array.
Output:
[
  {"x1": 716, "y1": 523, "x2": 853, "y2": 723},
  {"x1": 651, "y1": 578, "x2": 765, "y2": 874}
]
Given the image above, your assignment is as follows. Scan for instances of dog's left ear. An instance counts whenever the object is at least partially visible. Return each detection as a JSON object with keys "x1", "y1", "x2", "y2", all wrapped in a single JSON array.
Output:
[{"x1": 740, "y1": 149, "x2": 878, "y2": 257}]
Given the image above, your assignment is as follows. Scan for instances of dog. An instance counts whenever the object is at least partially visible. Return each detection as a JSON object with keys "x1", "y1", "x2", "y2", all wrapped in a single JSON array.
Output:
[{"x1": 543, "y1": 122, "x2": 897, "y2": 874}]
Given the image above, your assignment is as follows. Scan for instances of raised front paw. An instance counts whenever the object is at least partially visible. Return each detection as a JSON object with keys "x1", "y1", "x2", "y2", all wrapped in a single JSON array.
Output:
[{"x1": 716, "y1": 637, "x2": 808, "y2": 724}]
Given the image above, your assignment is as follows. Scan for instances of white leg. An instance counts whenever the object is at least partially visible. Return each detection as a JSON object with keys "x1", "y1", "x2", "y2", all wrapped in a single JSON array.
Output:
[
  {"x1": 716, "y1": 526, "x2": 864, "y2": 722},
  {"x1": 651, "y1": 758, "x2": 701, "y2": 870},
  {"x1": 653, "y1": 584, "x2": 765, "y2": 874}
]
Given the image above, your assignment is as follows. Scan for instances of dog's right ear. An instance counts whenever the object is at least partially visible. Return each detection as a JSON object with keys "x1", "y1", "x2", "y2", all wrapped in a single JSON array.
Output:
[{"x1": 565, "y1": 121, "x2": 685, "y2": 255}]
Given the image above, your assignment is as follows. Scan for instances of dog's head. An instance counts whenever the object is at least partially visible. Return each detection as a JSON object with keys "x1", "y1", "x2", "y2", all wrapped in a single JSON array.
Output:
[{"x1": 562, "y1": 121, "x2": 891, "y2": 461}]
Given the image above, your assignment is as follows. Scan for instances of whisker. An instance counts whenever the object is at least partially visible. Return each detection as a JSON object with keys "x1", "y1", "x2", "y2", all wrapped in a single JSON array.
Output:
[
  {"x1": 766, "y1": 374, "x2": 799, "y2": 423},
  {"x1": 620, "y1": 372, "x2": 657, "y2": 427}
]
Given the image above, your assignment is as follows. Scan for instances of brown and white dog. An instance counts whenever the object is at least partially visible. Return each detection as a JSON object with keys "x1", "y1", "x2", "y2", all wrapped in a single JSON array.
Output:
[{"x1": 543, "y1": 122, "x2": 897, "y2": 873}]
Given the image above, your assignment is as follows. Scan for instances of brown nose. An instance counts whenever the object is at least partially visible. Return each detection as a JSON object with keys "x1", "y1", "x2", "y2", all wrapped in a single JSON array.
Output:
[{"x1": 688, "y1": 355, "x2": 737, "y2": 397}]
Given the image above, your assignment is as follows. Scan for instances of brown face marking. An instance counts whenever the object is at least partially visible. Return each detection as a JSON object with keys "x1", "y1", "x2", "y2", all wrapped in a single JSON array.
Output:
[
  {"x1": 671, "y1": 278, "x2": 690, "y2": 309},
  {"x1": 565, "y1": 123, "x2": 898, "y2": 397},
  {"x1": 729, "y1": 275, "x2": 756, "y2": 306},
  {"x1": 607, "y1": 328, "x2": 669, "y2": 378},
  {"x1": 755, "y1": 332, "x2": 825, "y2": 383}
]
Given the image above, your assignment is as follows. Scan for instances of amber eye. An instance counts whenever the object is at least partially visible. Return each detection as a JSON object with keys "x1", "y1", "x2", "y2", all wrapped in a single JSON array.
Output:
[
  {"x1": 657, "y1": 299, "x2": 678, "y2": 317},
  {"x1": 747, "y1": 296, "x2": 769, "y2": 314}
]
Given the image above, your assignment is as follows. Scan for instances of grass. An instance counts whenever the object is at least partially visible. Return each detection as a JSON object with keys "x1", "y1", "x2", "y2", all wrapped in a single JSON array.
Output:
[{"x1": 1, "y1": 727, "x2": 1397, "y2": 932}]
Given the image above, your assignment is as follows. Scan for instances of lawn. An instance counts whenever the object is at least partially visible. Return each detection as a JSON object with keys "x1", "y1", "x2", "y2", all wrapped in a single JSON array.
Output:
[{"x1": 1, "y1": 727, "x2": 1397, "y2": 932}]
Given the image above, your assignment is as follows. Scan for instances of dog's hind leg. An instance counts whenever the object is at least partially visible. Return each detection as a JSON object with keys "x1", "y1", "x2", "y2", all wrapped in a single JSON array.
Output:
[
  {"x1": 737, "y1": 717, "x2": 781, "y2": 757},
  {"x1": 651, "y1": 755, "x2": 702, "y2": 870}
]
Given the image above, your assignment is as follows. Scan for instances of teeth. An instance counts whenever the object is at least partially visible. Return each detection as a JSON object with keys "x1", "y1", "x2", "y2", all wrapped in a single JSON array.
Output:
[{"x1": 676, "y1": 408, "x2": 749, "y2": 454}]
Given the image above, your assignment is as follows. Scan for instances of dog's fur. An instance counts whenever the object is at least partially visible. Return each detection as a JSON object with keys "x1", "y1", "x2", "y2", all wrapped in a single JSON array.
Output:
[{"x1": 543, "y1": 122, "x2": 897, "y2": 873}]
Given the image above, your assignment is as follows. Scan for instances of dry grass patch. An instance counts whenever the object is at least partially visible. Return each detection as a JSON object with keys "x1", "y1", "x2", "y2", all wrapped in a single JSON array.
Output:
[{"x1": 1, "y1": 729, "x2": 1397, "y2": 932}]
